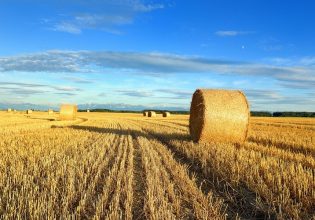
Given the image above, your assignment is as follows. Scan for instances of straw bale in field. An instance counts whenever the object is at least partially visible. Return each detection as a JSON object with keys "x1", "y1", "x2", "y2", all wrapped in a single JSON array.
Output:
[
  {"x1": 143, "y1": 111, "x2": 148, "y2": 116},
  {"x1": 87, "y1": 109, "x2": 90, "y2": 113},
  {"x1": 26, "y1": 110, "x2": 33, "y2": 114},
  {"x1": 59, "y1": 104, "x2": 77, "y2": 120},
  {"x1": 7, "y1": 108, "x2": 12, "y2": 112},
  {"x1": 189, "y1": 89, "x2": 249, "y2": 144},
  {"x1": 48, "y1": 109, "x2": 54, "y2": 115},
  {"x1": 163, "y1": 112, "x2": 171, "y2": 117},
  {"x1": 148, "y1": 111, "x2": 156, "y2": 117}
]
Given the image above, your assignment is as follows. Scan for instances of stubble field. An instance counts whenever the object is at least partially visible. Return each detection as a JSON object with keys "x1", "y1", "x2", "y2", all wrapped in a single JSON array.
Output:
[{"x1": 0, "y1": 111, "x2": 314, "y2": 219}]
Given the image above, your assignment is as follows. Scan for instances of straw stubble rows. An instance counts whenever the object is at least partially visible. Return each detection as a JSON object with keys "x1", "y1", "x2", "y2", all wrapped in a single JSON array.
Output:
[{"x1": 0, "y1": 112, "x2": 314, "y2": 219}]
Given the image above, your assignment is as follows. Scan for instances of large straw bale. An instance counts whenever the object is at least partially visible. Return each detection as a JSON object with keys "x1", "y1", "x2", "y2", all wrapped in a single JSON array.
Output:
[
  {"x1": 48, "y1": 109, "x2": 54, "y2": 115},
  {"x1": 143, "y1": 111, "x2": 148, "y2": 116},
  {"x1": 163, "y1": 112, "x2": 171, "y2": 117},
  {"x1": 59, "y1": 104, "x2": 77, "y2": 120},
  {"x1": 7, "y1": 108, "x2": 12, "y2": 112},
  {"x1": 26, "y1": 110, "x2": 33, "y2": 114},
  {"x1": 148, "y1": 111, "x2": 156, "y2": 117},
  {"x1": 87, "y1": 109, "x2": 90, "y2": 113},
  {"x1": 189, "y1": 89, "x2": 249, "y2": 144}
]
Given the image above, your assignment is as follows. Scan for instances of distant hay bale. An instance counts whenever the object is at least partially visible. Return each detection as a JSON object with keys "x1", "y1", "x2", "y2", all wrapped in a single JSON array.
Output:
[
  {"x1": 143, "y1": 111, "x2": 148, "y2": 116},
  {"x1": 59, "y1": 104, "x2": 77, "y2": 121},
  {"x1": 13, "y1": 109, "x2": 17, "y2": 113},
  {"x1": 148, "y1": 111, "x2": 156, "y2": 117},
  {"x1": 7, "y1": 108, "x2": 12, "y2": 112},
  {"x1": 189, "y1": 89, "x2": 249, "y2": 144},
  {"x1": 163, "y1": 112, "x2": 171, "y2": 117},
  {"x1": 26, "y1": 110, "x2": 33, "y2": 114},
  {"x1": 48, "y1": 109, "x2": 54, "y2": 115},
  {"x1": 87, "y1": 109, "x2": 90, "y2": 113}
]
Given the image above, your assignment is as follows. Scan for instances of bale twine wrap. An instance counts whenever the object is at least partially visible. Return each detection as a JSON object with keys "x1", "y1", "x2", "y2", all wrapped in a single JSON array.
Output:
[
  {"x1": 163, "y1": 112, "x2": 171, "y2": 117},
  {"x1": 143, "y1": 111, "x2": 148, "y2": 116},
  {"x1": 148, "y1": 111, "x2": 156, "y2": 117},
  {"x1": 26, "y1": 110, "x2": 33, "y2": 114},
  {"x1": 189, "y1": 89, "x2": 249, "y2": 144},
  {"x1": 59, "y1": 104, "x2": 77, "y2": 120}
]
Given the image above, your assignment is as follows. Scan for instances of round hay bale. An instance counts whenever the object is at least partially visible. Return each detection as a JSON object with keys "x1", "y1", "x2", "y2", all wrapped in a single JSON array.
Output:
[
  {"x1": 87, "y1": 109, "x2": 90, "y2": 113},
  {"x1": 26, "y1": 109, "x2": 33, "y2": 114},
  {"x1": 48, "y1": 109, "x2": 54, "y2": 115},
  {"x1": 148, "y1": 111, "x2": 156, "y2": 117},
  {"x1": 189, "y1": 89, "x2": 249, "y2": 144},
  {"x1": 143, "y1": 111, "x2": 148, "y2": 116},
  {"x1": 59, "y1": 104, "x2": 77, "y2": 120},
  {"x1": 7, "y1": 108, "x2": 12, "y2": 112},
  {"x1": 163, "y1": 112, "x2": 171, "y2": 117}
]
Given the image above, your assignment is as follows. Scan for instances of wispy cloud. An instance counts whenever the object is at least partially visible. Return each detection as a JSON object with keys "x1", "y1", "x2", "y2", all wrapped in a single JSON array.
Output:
[
  {"x1": 0, "y1": 51, "x2": 83, "y2": 72},
  {"x1": 115, "y1": 89, "x2": 152, "y2": 97},
  {"x1": 244, "y1": 89, "x2": 283, "y2": 101},
  {"x1": 242, "y1": 89, "x2": 315, "y2": 111},
  {"x1": 155, "y1": 89, "x2": 192, "y2": 99},
  {"x1": 215, "y1": 30, "x2": 255, "y2": 37},
  {"x1": 53, "y1": 22, "x2": 82, "y2": 34},
  {"x1": 0, "y1": 50, "x2": 249, "y2": 74},
  {"x1": 54, "y1": 92, "x2": 77, "y2": 96},
  {"x1": 46, "y1": 0, "x2": 164, "y2": 34},
  {"x1": 62, "y1": 76, "x2": 94, "y2": 84},
  {"x1": 114, "y1": 88, "x2": 193, "y2": 100},
  {"x1": 0, "y1": 81, "x2": 81, "y2": 94},
  {"x1": 1, "y1": 50, "x2": 315, "y2": 92},
  {"x1": 259, "y1": 37, "x2": 285, "y2": 51}
]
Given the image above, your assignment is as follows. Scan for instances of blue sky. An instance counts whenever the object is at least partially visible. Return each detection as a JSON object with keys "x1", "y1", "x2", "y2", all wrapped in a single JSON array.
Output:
[{"x1": 0, "y1": 0, "x2": 315, "y2": 111}]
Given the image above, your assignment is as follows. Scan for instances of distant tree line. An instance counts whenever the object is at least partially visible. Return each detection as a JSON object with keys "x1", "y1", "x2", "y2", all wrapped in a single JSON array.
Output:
[
  {"x1": 78, "y1": 109, "x2": 315, "y2": 117},
  {"x1": 78, "y1": 109, "x2": 189, "y2": 115},
  {"x1": 251, "y1": 111, "x2": 315, "y2": 117},
  {"x1": 250, "y1": 111, "x2": 273, "y2": 117},
  {"x1": 78, "y1": 109, "x2": 140, "y2": 113},
  {"x1": 272, "y1": 112, "x2": 315, "y2": 117},
  {"x1": 143, "y1": 110, "x2": 190, "y2": 115}
]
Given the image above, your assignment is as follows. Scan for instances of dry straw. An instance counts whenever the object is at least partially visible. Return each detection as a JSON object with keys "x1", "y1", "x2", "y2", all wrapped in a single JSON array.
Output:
[
  {"x1": 148, "y1": 111, "x2": 156, "y2": 117},
  {"x1": 163, "y1": 112, "x2": 171, "y2": 117},
  {"x1": 189, "y1": 89, "x2": 249, "y2": 144},
  {"x1": 26, "y1": 110, "x2": 33, "y2": 114},
  {"x1": 143, "y1": 111, "x2": 148, "y2": 116},
  {"x1": 87, "y1": 109, "x2": 90, "y2": 113},
  {"x1": 7, "y1": 108, "x2": 12, "y2": 112},
  {"x1": 48, "y1": 109, "x2": 54, "y2": 115},
  {"x1": 59, "y1": 104, "x2": 77, "y2": 121}
]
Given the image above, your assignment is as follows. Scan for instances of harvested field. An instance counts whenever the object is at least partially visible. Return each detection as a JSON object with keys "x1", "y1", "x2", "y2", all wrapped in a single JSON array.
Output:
[{"x1": 0, "y1": 111, "x2": 314, "y2": 219}]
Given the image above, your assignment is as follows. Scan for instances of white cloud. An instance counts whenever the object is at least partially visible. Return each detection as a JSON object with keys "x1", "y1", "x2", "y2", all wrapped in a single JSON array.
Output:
[
  {"x1": 46, "y1": 0, "x2": 164, "y2": 34},
  {"x1": 1, "y1": 50, "x2": 315, "y2": 92},
  {"x1": 215, "y1": 30, "x2": 254, "y2": 37},
  {"x1": 53, "y1": 22, "x2": 82, "y2": 34},
  {"x1": 115, "y1": 89, "x2": 152, "y2": 97},
  {"x1": 299, "y1": 57, "x2": 315, "y2": 66}
]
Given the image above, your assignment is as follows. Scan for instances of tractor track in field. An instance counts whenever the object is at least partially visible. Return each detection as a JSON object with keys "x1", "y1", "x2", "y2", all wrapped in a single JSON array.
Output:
[
  {"x1": 126, "y1": 119, "x2": 276, "y2": 220},
  {"x1": 130, "y1": 132, "x2": 146, "y2": 220}
]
